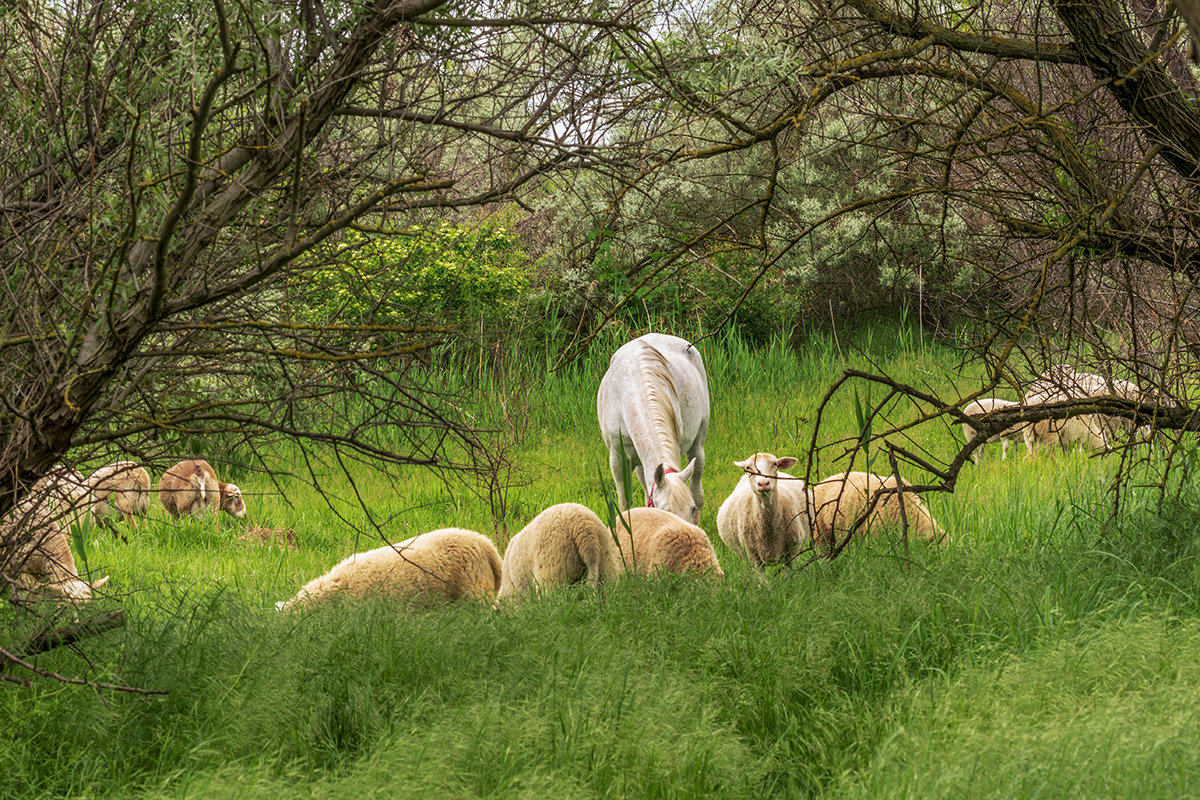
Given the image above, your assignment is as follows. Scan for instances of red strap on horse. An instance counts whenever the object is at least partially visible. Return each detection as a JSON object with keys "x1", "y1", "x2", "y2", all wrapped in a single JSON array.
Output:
[{"x1": 646, "y1": 467, "x2": 679, "y2": 508}]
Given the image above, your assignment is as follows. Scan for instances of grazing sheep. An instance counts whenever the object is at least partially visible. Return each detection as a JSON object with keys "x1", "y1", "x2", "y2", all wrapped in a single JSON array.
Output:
[
  {"x1": 158, "y1": 459, "x2": 245, "y2": 519},
  {"x1": 961, "y1": 398, "x2": 1024, "y2": 462},
  {"x1": 612, "y1": 506, "x2": 723, "y2": 579},
  {"x1": 158, "y1": 459, "x2": 218, "y2": 517},
  {"x1": 1022, "y1": 366, "x2": 1145, "y2": 456},
  {"x1": 2, "y1": 496, "x2": 108, "y2": 600},
  {"x1": 218, "y1": 481, "x2": 247, "y2": 519},
  {"x1": 497, "y1": 503, "x2": 620, "y2": 600},
  {"x1": 715, "y1": 452, "x2": 815, "y2": 571},
  {"x1": 276, "y1": 527, "x2": 502, "y2": 612},
  {"x1": 810, "y1": 472, "x2": 947, "y2": 552},
  {"x1": 89, "y1": 461, "x2": 151, "y2": 528}
]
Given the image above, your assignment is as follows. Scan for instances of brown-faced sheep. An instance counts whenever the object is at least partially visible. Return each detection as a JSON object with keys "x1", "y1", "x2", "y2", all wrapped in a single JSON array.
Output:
[
  {"x1": 89, "y1": 461, "x2": 151, "y2": 528},
  {"x1": 715, "y1": 452, "x2": 815, "y2": 571},
  {"x1": 810, "y1": 471, "x2": 947, "y2": 552},
  {"x1": 612, "y1": 506, "x2": 723, "y2": 579},
  {"x1": 159, "y1": 459, "x2": 246, "y2": 520},
  {"x1": 2, "y1": 495, "x2": 108, "y2": 600},
  {"x1": 497, "y1": 503, "x2": 620, "y2": 600},
  {"x1": 276, "y1": 527, "x2": 502, "y2": 612}
]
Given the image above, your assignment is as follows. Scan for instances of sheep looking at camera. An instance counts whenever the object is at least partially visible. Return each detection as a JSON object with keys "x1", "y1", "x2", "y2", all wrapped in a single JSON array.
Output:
[
  {"x1": 276, "y1": 527, "x2": 502, "y2": 612},
  {"x1": 497, "y1": 503, "x2": 620, "y2": 600},
  {"x1": 810, "y1": 471, "x2": 947, "y2": 552},
  {"x1": 89, "y1": 461, "x2": 151, "y2": 528},
  {"x1": 613, "y1": 506, "x2": 723, "y2": 579},
  {"x1": 715, "y1": 452, "x2": 815, "y2": 571}
]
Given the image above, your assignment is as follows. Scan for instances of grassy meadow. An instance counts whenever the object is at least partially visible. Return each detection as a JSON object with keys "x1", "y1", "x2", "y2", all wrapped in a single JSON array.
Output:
[{"x1": 6, "y1": 322, "x2": 1200, "y2": 799}]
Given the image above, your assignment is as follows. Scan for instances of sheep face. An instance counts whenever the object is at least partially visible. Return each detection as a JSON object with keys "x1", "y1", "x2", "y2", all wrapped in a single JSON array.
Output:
[
  {"x1": 220, "y1": 484, "x2": 246, "y2": 518},
  {"x1": 636, "y1": 459, "x2": 698, "y2": 523},
  {"x1": 734, "y1": 453, "x2": 798, "y2": 499}
]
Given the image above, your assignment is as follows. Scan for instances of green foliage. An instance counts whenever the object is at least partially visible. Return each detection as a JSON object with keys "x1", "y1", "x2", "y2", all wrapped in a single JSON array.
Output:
[
  {"x1": 536, "y1": 6, "x2": 979, "y2": 336},
  {"x1": 6, "y1": 325, "x2": 1200, "y2": 799},
  {"x1": 684, "y1": 249, "x2": 809, "y2": 345},
  {"x1": 296, "y1": 223, "x2": 529, "y2": 330},
  {"x1": 68, "y1": 517, "x2": 93, "y2": 575}
]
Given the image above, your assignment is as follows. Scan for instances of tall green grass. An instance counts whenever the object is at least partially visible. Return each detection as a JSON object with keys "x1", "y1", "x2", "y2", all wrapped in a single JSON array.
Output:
[{"x1": 5, "y1": 323, "x2": 1200, "y2": 799}]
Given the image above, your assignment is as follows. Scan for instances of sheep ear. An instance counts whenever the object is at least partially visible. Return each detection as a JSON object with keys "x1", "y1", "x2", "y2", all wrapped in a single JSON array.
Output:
[
  {"x1": 653, "y1": 463, "x2": 666, "y2": 484},
  {"x1": 91, "y1": 575, "x2": 110, "y2": 590},
  {"x1": 777, "y1": 457, "x2": 797, "y2": 470},
  {"x1": 678, "y1": 458, "x2": 697, "y2": 481},
  {"x1": 733, "y1": 458, "x2": 751, "y2": 470}
]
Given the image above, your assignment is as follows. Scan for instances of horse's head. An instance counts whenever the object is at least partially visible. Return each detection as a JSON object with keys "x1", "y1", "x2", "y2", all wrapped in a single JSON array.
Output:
[{"x1": 638, "y1": 458, "x2": 699, "y2": 523}]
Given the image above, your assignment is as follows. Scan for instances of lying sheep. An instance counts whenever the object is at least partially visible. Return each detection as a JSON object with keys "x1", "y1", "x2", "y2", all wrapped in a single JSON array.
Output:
[
  {"x1": 158, "y1": 459, "x2": 246, "y2": 520},
  {"x1": 962, "y1": 398, "x2": 1024, "y2": 462},
  {"x1": 612, "y1": 506, "x2": 723, "y2": 579},
  {"x1": 2, "y1": 494, "x2": 108, "y2": 600},
  {"x1": 810, "y1": 471, "x2": 947, "y2": 552},
  {"x1": 715, "y1": 452, "x2": 815, "y2": 571},
  {"x1": 30, "y1": 465, "x2": 92, "y2": 528},
  {"x1": 497, "y1": 503, "x2": 620, "y2": 600},
  {"x1": 276, "y1": 527, "x2": 502, "y2": 612},
  {"x1": 89, "y1": 461, "x2": 151, "y2": 528},
  {"x1": 1022, "y1": 366, "x2": 1143, "y2": 455}
]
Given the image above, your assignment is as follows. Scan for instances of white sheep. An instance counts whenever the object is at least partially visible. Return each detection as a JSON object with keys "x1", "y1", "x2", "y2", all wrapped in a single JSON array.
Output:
[
  {"x1": 961, "y1": 398, "x2": 1024, "y2": 462},
  {"x1": 715, "y1": 452, "x2": 815, "y2": 571},
  {"x1": 612, "y1": 506, "x2": 723, "y2": 579},
  {"x1": 810, "y1": 471, "x2": 947, "y2": 552},
  {"x1": 89, "y1": 461, "x2": 151, "y2": 528},
  {"x1": 276, "y1": 527, "x2": 503, "y2": 612},
  {"x1": 2, "y1": 494, "x2": 108, "y2": 600},
  {"x1": 497, "y1": 503, "x2": 621, "y2": 600},
  {"x1": 1022, "y1": 366, "x2": 1145, "y2": 455},
  {"x1": 158, "y1": 459, "x2": 246, "y2": 520}
]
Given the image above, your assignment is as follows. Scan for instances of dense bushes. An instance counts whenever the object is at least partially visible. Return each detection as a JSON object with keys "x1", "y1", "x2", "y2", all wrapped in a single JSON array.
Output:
[{"x1": 295, "y1": 223, "x2": 529, "y2": 333}]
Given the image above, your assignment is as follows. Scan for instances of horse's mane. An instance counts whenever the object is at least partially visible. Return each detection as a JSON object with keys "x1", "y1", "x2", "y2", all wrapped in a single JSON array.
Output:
[{"x1": 636, "y1": 342, "x2": 682, "y2": 464}]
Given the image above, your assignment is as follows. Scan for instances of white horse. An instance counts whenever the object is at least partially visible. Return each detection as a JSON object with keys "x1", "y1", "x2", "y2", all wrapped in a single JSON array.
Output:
[{"x1": 597, "y1": 333, "x2": 710, "y2": 524}]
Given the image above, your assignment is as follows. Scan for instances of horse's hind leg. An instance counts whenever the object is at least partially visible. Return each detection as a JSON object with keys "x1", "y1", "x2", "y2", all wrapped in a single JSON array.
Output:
[
  {"x1": 609, "y1": 447, "x2": 632, "y2": 512},
  {"x1": 687, "y1": 440, "x2": 706, "y2": 524}
]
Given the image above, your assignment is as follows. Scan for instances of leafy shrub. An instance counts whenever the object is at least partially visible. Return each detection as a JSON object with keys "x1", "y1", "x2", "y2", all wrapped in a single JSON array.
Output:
[
  {"x1": 296, "y1": 222, "x2": 529, "y2": 331},
  {"x1": 684, "y1": 249, "x2": 810, "y2": 345}
]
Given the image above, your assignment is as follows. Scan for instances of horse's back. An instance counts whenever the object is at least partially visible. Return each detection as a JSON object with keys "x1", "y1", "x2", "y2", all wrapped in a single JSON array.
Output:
[{"x1": 597, "y1": 334, "x2": 708, "y2": 444}]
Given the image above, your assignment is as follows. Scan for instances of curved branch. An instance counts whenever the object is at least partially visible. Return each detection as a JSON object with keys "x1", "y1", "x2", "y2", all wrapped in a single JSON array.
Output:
[{"x1": 846, "y1": 0, "x2": 1083, "y2": 63}]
